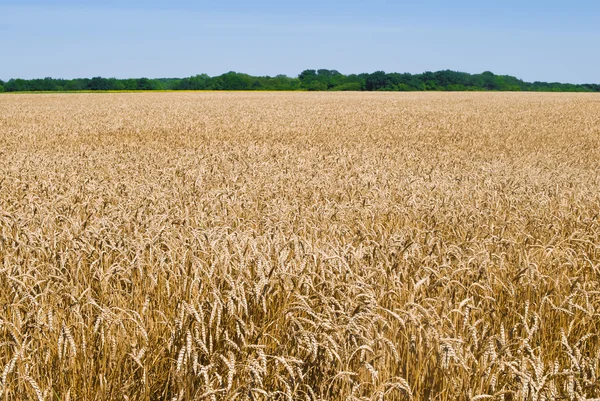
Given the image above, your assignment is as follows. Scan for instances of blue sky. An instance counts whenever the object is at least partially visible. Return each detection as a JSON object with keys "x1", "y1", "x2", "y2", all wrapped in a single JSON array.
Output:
[{"x1": 1, "y1": 1, "x2": 599, "y2": 83}]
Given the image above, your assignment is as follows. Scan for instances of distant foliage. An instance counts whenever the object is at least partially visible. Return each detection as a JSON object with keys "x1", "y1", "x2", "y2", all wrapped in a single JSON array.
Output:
[{"x1": 1, "y1": 70, "x2": 599, "y2": 92}]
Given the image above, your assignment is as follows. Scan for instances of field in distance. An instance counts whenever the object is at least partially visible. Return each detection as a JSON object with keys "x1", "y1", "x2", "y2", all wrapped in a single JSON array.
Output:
[{"x1": 1, "y1": 92, "x2": 599, "y2": 400}]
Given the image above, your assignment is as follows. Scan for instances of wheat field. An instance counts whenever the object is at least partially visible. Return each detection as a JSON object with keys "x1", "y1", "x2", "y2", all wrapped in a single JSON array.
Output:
[{"x1": 1, "y1": 92, "x2": 600, "y2": 401}]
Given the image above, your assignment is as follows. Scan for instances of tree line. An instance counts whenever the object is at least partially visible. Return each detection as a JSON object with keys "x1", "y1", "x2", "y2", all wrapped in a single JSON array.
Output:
[{"x1": 1, "y1": 70, "x2": 598, "y2": 93}]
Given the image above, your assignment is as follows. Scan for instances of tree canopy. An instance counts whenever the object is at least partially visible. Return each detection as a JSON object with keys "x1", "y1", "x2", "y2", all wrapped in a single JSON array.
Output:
[{"x1": 1, "y1": 70, "x2": 598, "y2": 92}]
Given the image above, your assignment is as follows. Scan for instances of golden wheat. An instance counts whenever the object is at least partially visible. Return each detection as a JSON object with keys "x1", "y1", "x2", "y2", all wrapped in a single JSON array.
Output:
[{"x1": 0, "y1": 92, "x2": 599, "y2": 400}]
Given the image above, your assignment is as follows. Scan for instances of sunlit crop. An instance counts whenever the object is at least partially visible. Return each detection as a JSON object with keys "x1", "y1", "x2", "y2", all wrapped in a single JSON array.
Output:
[{"x1": 1, "y1": 92, "x2": 599, "y2": 400}]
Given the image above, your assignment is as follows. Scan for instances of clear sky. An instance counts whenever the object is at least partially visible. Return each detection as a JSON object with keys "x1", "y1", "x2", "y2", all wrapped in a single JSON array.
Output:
[{"x1": 1, "y1": 1, "x2": 599, "y2": 83}]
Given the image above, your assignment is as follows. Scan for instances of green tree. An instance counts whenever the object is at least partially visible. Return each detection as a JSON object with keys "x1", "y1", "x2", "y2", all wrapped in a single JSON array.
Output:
[
  {"x1": 481, "y1": 71, "x2": 500, "y2": 90},
  {"x1": 110, "y1": 79, "x2": 126, "y2": 91},
  {"x1": 88, "y1": 77, "x2": 111, "y2": 91},
  {"x1": 366, "y1": 71, "x2": 392, "y2": 91},
  {"x1": 218, "y1": 72, "x2": 253, "y2": 90},
  {"x1": 136, "y1": 78, "x2": 155, "y2": 90},
  {"x1": 5, "y1": 79, "x2": 30, "y2": 92},
  {"x1": 65, "y1": 79, "x2": 86, "y2": 91},
  {"x1": 316, "y1": 69, "x2": 342, "y2": 89},
  {"x1": 331, "y1": 82, "x2": 362, "y2": 91},
  {"x1": 1, "y1": 70, "x2": 598, "y2": 93},
  {"x1": 465, "y1": 74, "x2": 484, "y2": 89},
  {"x1": 306, "y1": 81, "x2": 328, "y2": 91},
  {"x1": 343, "y1": 73, "x2": 367, "y2": 91},
  {"x1": 268, "y1": 74, "x2": 298, "y2": 90},
  {"x1": 194, "y1": 74, "x2": 211, "y2": 90},
  {"x1": 420, "y1": 71, "x2": 440, "y2": 90},
  {"x1": 298, "y1": 69, "x2": 318, "y2": 90},
  {"x1": 120, "y1": 79, "x2": 136, "y2": 90}
]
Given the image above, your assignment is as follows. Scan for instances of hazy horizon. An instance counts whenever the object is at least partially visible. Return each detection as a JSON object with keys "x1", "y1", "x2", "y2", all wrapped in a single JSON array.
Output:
[{"x1": 1, "y1": 1, "x2": 599, "y2": 84}]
